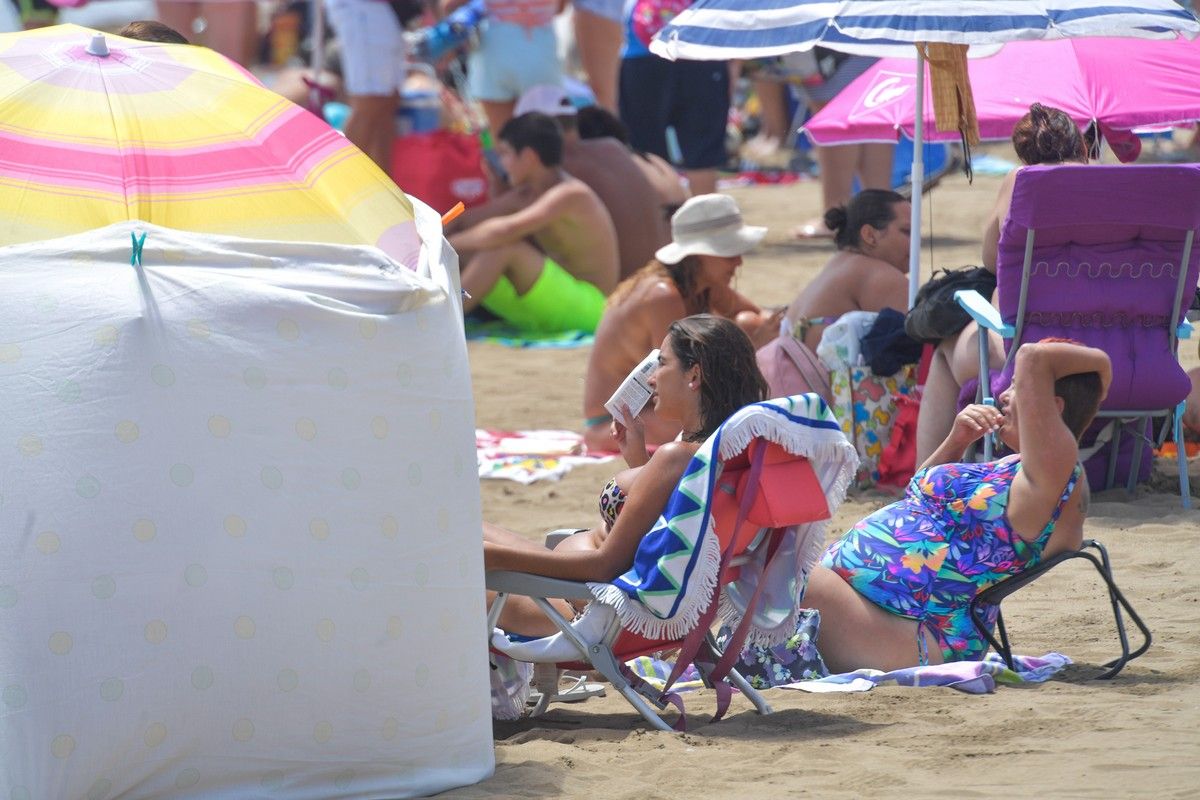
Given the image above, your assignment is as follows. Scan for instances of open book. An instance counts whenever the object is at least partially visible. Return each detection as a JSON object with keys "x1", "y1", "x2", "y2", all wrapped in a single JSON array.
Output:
[{"x1": 605, "y1": 349, "x2": 659, "y2": 427}]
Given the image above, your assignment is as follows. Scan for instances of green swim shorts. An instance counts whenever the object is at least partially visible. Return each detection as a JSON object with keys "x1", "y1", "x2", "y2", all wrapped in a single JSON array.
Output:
[{"x1": 481, "y1": 258, "x2": 606, "y2": 333}]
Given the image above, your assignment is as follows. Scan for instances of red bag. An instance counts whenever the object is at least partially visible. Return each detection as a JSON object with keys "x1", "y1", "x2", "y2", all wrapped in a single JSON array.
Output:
[
  {"x1": 875, "y1": 344, "x2": 934, "y2": 488},
  {"x1": 390, "y1": 130, "x2": 488, "y2": 215}
]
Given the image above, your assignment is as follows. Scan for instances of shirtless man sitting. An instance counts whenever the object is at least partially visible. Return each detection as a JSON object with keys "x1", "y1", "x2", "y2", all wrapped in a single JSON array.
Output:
[
  {"x1": 448, "y1": 113, "x2": 619, "y2": 333},
  {"x1": 450, "y1": 86, "x2": 669, "y2": 282},
  {"x1": 575, "y1": 104, "x2": 690, "y2": 244}
]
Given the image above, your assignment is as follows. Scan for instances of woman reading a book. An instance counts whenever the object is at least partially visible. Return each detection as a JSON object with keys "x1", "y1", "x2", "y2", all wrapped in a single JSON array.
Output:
[
  {"x1": 486, "y1": 314, "x2": 768, "y2": 636},
  {"x1": 582, "y1": 194, "x2": 781, "y2": 453}
]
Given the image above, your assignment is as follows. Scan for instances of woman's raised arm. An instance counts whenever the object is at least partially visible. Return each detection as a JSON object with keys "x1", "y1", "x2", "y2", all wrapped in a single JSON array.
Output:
[{"x1": 1010, "y1": 340, "x2": 1110, "y2": 519}]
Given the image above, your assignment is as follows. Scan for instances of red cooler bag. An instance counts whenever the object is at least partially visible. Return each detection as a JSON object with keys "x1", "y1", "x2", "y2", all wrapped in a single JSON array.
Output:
[{"x1": 390, "y1": 130, "x2": 488, "y2": 214}]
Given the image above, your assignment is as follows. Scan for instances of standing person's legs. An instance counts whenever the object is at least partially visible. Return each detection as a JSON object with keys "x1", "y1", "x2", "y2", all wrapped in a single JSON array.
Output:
[
  {"x1": 156, "y1": 2, "x2": 258, "y2": 65},
  {"x1": 479, "y1": 99, "x2": 517, "y2": 142},
  {"x1": 751, "y1": 77, "x2": 789, "y2": 144},
  {"x1": 672, "y1": 58, "x2": 730, "y2": 198},
  {"x1": 857, "y1": 142, "x2": 895, "y2": 191},
  {"x1": 198, "y1": 1, "x2": 257, "y2": 66},
  {"x1": 619, "y1": 55, "x2": 671, "y2": 159},
  {"x1": 324, "y1": 0, "x2": 405, "y2": 171},
  {"x1": 796, "y1": 142, "x2": 890, "y2": 237},
  {"x1": 156, "y1": 1, "x2": 198, "y2": 40},
  {"x1": 793, "y1": 54, "x2": 883, "y2": 239},
  {"x1": 817, "y1": 143, "x2": 860, "y2": 210},
  {"x1": 572, "y1": 2, "x2": 623, "y2": 111},
  {"x1": 345, "y1": 96, "x2": 399, "y2": 169}
]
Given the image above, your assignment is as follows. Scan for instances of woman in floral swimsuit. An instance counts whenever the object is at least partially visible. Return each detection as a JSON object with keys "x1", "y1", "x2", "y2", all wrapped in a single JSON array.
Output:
[{"x1": 802, "y1": 339, "x2": 1112, "y2": 672}]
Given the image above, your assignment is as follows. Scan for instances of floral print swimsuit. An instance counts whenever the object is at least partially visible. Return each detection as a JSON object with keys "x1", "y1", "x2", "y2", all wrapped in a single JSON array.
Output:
[
  {"x1": 821, "y1": 454, "x2": 1081, "y2": 663},
  {"x1": 599, "y1": 476, "x2": 627, "y2": 530}
]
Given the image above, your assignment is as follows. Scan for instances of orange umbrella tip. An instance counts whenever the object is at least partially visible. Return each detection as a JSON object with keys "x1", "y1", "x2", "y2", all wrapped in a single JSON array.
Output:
[{"x1": 441, "y1": 202, "x2": 465, "y2": 227}]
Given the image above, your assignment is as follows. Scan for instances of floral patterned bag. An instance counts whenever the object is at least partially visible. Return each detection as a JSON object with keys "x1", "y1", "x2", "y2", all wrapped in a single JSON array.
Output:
[
  {"x1": 830, "y1": 364, "x2": 919, "y2": 489},
  {"x1": 716, "y1": 609, "x2": 827, "y2": 688}
]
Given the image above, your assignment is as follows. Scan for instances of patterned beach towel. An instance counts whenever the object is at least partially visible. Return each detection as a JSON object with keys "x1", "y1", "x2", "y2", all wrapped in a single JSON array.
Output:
[
  {"x1": 784, "y1": 652, "x2": 1072, "y2": 695},
  {"x1": 476, "y1": 429, "x2": 615, "y2": 484},
  {"x1": 587, "y1": 395, "x2": 858, "y2": 647}
]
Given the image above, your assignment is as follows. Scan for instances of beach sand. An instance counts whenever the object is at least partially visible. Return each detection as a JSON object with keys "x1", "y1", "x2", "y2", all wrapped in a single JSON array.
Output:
[{"x1": 446, "y1": 167, "x2": 1200, "y2": 798}]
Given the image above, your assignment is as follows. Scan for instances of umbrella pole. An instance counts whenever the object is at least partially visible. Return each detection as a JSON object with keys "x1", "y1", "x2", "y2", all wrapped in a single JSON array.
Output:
[
  {"x1": 908, "y1": 49, "x2": 925, "y2": 309},
  {"x1": 309, "y1": 0, "x2": 326, "y2": 113}
]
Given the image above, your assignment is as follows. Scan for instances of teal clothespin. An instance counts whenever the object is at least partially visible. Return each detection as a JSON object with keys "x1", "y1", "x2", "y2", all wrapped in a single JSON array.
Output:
[{"x1": 130, "y1": 231, "x2": 147, "y2": 268}]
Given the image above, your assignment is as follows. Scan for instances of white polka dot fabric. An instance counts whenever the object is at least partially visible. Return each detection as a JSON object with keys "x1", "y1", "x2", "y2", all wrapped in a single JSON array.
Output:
[{"x1": 0, "y1": 216, "x2": 493, "y2": 798}]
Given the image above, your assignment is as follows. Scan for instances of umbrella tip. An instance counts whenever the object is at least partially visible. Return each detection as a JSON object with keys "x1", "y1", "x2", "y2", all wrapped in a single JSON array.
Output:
[{"x1": 86, "y1": 33, "x2": 110, "y2": 57}]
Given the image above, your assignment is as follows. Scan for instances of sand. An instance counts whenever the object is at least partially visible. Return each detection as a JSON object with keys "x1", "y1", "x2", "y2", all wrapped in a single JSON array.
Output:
[{"x1": 445, "y1": 166, "x2": 1200, "y2": 799}]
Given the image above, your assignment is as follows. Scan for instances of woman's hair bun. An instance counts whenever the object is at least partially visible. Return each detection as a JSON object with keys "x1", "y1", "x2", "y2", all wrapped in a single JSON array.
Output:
[{"x1": 823, "y1": 206, "x2": 849, "y2": 234}]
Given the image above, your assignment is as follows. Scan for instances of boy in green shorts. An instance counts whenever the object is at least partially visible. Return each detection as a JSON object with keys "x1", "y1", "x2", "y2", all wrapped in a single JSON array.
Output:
[{"x1": 448, "y1": 113, "x2": 619, "y2": 333}]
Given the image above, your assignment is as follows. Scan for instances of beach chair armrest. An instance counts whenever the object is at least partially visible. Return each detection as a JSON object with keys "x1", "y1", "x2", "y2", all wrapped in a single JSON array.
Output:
[
  {"x1": 486, "y1": 570, "x2": 596, "y2": 601},
  {"x1": 1177, "y1": 318, "x2": 1193, "y2": 340},
  {"x1": 954, "y1": 289, "x2": 1015, "y2": 337}
]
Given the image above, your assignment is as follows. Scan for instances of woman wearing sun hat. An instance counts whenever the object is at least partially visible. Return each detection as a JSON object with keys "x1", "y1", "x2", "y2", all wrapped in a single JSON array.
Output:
[{"x1": 581, "y1": 193, "x2": 782, "y2": 452}]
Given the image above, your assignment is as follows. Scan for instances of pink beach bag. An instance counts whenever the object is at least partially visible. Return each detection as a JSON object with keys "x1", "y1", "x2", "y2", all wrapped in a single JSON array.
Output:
[{"x1": 756, "y1": 335, "x2": 834, "y2": 407}]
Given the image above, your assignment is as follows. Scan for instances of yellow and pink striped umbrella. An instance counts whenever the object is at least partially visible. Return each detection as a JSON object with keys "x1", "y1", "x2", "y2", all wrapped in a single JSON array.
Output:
[{"x1": 0, "y1": 24, "x2": 422, "y2": 267}]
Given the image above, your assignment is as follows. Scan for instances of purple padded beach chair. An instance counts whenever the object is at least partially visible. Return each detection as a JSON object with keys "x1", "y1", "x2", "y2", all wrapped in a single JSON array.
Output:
[{"x1": 973, "y1": 163, "x2": 1200, "y2": 505}]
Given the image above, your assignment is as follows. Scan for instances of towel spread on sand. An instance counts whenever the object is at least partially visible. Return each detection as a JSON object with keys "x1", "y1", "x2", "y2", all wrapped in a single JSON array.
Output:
[
  {"x1": 477, "y1": 429, "x2": 615, "y2": 484},
  {"x1": 587, "y1": 396, "x2": 857, "y2": 646},
  {"x1": 465, "y1": 317, "x2": 594, "y2": 348},
  {"x1": 784, "y1": 652, "x2": 1072, "y2": 694}
]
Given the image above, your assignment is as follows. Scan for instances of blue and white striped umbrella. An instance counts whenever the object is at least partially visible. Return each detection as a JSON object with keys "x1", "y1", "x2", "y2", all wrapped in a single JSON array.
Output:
[
  {"x1": 650, "y1": 1, "x2": 1200, "y2": 305},
  {"x1": 651, "y1": 0, "x2": 1200, "y2": 61}
]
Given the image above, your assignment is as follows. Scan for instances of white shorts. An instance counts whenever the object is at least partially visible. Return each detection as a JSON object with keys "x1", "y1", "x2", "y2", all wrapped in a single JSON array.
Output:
[
  {"x1": 573, "y1": 0, "x2": 625, "y2": 23},
  {"x1": 324, "y1": 0, "x2": 407, "y2": 97},
  {"x1": 467, "y1": 19, "x2": 561, "y2": 103}
]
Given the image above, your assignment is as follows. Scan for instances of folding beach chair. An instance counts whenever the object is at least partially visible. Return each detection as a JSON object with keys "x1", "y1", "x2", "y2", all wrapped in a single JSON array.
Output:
[
  {"x1": 968, "y1": 539, "x2": 1151, "y2": 679},
  {"x1": 487, "y1": 395, "x2": 858, "y2": 731},
  {"x1": 958, "y1": 163, "x2": 1200, "y2": 506}
]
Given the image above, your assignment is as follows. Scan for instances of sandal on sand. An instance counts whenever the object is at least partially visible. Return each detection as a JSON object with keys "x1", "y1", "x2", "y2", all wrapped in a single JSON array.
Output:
[
  {"x1": 527, "y1": 666, "x2": 607, "y2": 707},
  {"x1": 791, "y1": 221, "x2": 835, "y2": 240}
]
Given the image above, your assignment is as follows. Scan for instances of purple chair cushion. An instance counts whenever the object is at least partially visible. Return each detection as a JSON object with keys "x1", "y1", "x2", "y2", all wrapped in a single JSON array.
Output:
[{"x1": 996, "y1": 164, "x2": 1200, "y2": 410}]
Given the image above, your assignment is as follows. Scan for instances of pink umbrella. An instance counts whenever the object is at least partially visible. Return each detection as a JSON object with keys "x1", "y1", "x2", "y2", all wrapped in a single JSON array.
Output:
[{"x1": 804, "y1": 37, "x2": 1200, "y2": 151}]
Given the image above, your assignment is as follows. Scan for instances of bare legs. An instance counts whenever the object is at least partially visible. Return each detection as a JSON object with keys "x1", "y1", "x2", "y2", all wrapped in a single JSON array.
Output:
[
  {"x1": 820, "y1": 142, "x2": 894, "y2": 209},
  {"x1": 459, "y1": 240, "x2": 546, "y2": 313},
  {"x1": 156, "y1": 1, "x2": 258, "y2": 66},
  {"x1": 480, "y1": 99, "x2": 517, "y2": 145},
  {"x1": 573, "y1": 9, "x2": 622, "y2": 112},
  {"x1": 748, "y1": 78, "x2": 790, "y2": 154},
  {"x1": 343, "y1": 94, "x2": 398, "y2": 171},
  {"x1": 684, "y1": 169, "x2": 717, "y2": 196},
  {"x1": 915, "y1": 322, "x2": 1006, "y2": 466},
  {"x1": 795, "y1": 142, "x2": 895, "y2": 237},
  {"x1": 484, "y1": 522, "x2": 581, "y2": 637}
]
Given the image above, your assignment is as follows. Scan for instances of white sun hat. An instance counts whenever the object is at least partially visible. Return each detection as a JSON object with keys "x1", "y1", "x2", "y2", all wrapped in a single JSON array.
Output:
[
  {"x1": 654, "y1": 194, "x2": 768, "y2": 265},
  {"x1": 514, "y1": 83, "x2": 577, "y2": 118}
]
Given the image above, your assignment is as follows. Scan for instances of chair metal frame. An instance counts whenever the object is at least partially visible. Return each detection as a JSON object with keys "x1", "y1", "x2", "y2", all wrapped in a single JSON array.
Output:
[
  {"x1": 486, "y1": 563, "x2": 772, "y2": 733},
  {"x1": 485, "y1": 421, "x2": 844, "y2": 732},
  {"x1": 968, "y1": 539, "x2": 1151, "y2": 680}
]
